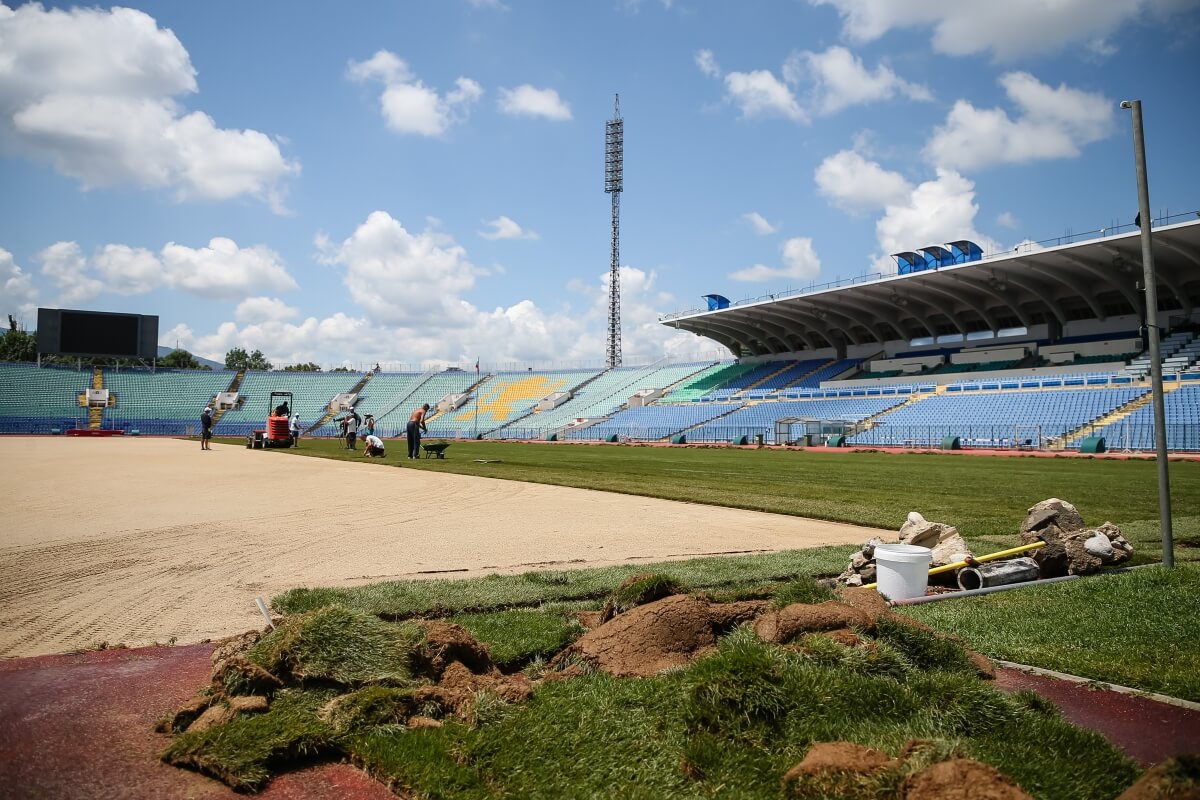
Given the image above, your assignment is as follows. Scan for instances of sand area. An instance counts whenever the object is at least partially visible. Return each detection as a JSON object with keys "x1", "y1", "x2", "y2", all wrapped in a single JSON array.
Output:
[{"x1": 0, "y1": 437, "x2": 877, "y2": 658}]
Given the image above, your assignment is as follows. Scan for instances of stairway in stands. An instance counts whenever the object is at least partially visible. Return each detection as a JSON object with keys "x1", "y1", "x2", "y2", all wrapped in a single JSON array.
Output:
[
  {"x1": 854, "y1": 386, "x2": 939, "y2": 431},
  {"x1": 1061, "y1": 383, "x2": 1180, "y2": 448},
  {"x1": 211, "y1": 370, "x2": 245, "y2": 425},
  {"x1": 777, "y1": 359, "x2": 836, "y2": 391},
  {"x1": 307, "y1": 370, "x2": 376, "y2": 433},
  {"x1": 735, "y1": 361, "x2": 797, "y2": 395},
  {"x1": 88, "y1": 367, "x2": 104, "y2": 429}
]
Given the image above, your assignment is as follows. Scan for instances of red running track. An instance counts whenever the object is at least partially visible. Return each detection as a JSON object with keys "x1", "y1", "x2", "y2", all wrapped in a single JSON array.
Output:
[{"x1": 1, "y1": 644, "x2": 1197, "y2": 798}]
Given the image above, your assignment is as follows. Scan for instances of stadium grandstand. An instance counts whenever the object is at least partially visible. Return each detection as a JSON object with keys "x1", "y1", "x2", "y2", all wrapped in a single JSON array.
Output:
[{"x1": 2, "y1": 216, "x2": 1198, "y2": 451}]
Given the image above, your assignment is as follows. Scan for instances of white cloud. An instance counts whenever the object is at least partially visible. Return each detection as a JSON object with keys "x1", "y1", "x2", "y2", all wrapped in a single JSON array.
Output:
[
  {"x1": 743, "y1": 212, "x2": 779, "y2": 235},
  {"x1": 37, "y1": 241, "x2": 104, "y2": 304},
  {"x1": 165, "y1": 262, "x2": 702, "y2": 368},
  {"x1": 788, "y1": 46, "x2": 932, "y2": 115},
  {"x1": 695, "y1": 49, "x2": 721, "y2": 78},
  {"x1": 0, "y1": 247, "x2": 38, "y2": 320},
  {"x1": 221, "y1": 211, "x2": 700, "y2": 366},
  {"x1": 873, "y1": 169, "x2": 1000, "y2": 269},
  {"x1": 723, "y1": 69, "x2": 806, "y2": 122},
  {"x1": 159, "y1": 238, "x2": 298, "y2": 299},
  {"x1": 924, "y1": 72, "x2": 1114, "y2": 171},
  {"x1": 33, "y1": 237, "x2": 297, "y2": 304},
  {"x1": 729, "y1": 237, "x2": 822, "y2": 283},
  {"x1": 701, "y1": 47, "x2": 927, "y2": 122},
  {"x1": 94, "y1": 244, "x2": 163, "y2": 295},
  {"x1": 497, "y1": 85, "x2": 572, "y2": 121},
  {"x1": 347, "y1": 50, "x2": 482, "y2": 136},
  {"x1": 809, "y1": 0, "x2": 1197, "y2": 60},
  {"x1": 479, "y1": 216, "x2": 539, "y2": 241},
  {"x1": 996, "y1": 211, "x2": 1018, "y2": 228},
  {"x1": 0, "y1": 3, "x2": 298, "y2": 210},
  {"x1": 235, "y1": 297, "x2": 300, "y2": 324},
  {"x1": 320, "y1": 211, "x2": 482, "y2": 328},
  {"x1": 815, "y1": 149, "x2": 912, "y2": 213}
]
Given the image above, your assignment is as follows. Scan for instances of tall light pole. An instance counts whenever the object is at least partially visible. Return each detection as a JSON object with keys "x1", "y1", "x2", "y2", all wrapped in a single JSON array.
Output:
[
  {"x1": 1121, "y1": 99, "x2": 1173, "y2": 568},
  {"x1": 605, "y1": 95, "x2": 624, "y2": 368}
]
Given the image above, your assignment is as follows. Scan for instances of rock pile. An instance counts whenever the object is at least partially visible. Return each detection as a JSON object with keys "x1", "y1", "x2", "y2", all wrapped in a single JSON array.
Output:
[
  {"x1": 1019, "y1": 498, "x2": 1133, "y2": 577},
  {"x1": 837, "y1": 500, "x2": 1133, "y2": 589},
  {"x1": 837, "y1": 512, "x2": 973, "y2": 587}
]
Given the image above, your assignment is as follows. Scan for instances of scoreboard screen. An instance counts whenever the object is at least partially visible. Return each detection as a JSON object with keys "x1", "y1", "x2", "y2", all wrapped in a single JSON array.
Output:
[{"x1": 36, "y1": 308, "x2": 159, "y2": 359}]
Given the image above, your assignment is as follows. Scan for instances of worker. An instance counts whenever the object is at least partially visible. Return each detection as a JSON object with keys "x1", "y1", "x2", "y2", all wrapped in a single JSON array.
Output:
[
  {"x1": 345, "y1": 409, "x2": 359, "y2": 450},
  {"x1": 407, "y1": 403, "x2": 430, "y2": 459},
  {"x1": 290, "y1": 413, "x2": 301, "y2": 447},
  {"x1": 200, "y1": 406, "x2": 213, "y2": 451},
  {"x1": 362, "y1": 433, "x2": 386, "y2": 458}
]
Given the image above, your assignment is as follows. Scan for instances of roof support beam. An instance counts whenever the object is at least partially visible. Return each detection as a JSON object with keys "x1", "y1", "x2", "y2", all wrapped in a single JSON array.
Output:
[
  {"x1": 947, "y1": 273, "x2": 1032, "y2": 328},
  {"x1": 1027, "y1": 262, "x2": 1106, "y2": 321},
  {"x1": 754, "y1": 307, "x2": 822, "y2": 350},
  {"x1": 1059, "y1": 253, "x2": 1141, "y2": 316},
  {"x1": 917, "y1": 281, "x2": 998, "y2": 333}
]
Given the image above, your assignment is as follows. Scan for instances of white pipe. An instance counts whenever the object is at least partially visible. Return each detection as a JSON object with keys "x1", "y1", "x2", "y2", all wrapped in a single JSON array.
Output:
[{"x1": 254, "y1": 596, "x2": 276, "y2": 629}]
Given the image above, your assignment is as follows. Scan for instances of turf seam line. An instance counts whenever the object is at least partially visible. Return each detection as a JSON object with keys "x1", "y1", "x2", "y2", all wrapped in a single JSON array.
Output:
[{"x1": 997, "y1": 660, "x2": 1200, "y2": 711}]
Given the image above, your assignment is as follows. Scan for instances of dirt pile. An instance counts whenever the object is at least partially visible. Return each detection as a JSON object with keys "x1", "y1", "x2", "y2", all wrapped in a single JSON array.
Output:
[
  {"x1": 783, "y1": 742, "x2": 1034, "y2": 799},
  {"x1": 903, "y1": 758, "x2": 1035, "y2": 800},
  {"x1": 553, "y1": 587, "x2": 992, "y2": 680},
  {"x1": 1116, "y1": 756, "x2": 1200, "y2": 800},
  {"x1": 550, "y1": 594, "x2": 767, "y2": 678}
]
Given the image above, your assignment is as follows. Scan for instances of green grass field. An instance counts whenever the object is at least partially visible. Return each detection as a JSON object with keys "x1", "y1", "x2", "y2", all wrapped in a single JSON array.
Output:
[
  {"x1": 227, "y1": 437, "x2": 1199, "y2": 561},
  {"x1": 175, "y1": 438, "x2": 1198, "y2": 796}
]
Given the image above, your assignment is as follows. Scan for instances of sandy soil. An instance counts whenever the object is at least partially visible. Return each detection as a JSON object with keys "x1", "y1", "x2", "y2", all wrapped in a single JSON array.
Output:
[{"x1": 0, "y1": 437, "x2": 879, "y2": 659}]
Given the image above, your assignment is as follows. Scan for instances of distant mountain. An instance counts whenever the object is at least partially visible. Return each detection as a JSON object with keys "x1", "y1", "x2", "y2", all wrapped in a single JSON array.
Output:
[{"x1": 157, "y1": 346, "x2": 225, "y2": 370}]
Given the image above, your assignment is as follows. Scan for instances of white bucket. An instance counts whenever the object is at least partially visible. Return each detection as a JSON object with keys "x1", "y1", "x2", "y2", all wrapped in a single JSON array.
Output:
[{"x1": 874, "y1": 544, "x2": 933, "y2": 600}]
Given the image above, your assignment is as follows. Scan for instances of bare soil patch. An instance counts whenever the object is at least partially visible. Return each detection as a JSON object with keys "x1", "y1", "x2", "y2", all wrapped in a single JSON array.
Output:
[{"x1": 0, "y1": 437, "x2": 875, "y2": 658}]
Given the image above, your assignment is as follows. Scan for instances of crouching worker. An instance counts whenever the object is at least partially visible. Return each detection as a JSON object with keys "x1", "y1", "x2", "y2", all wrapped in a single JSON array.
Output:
[{"x1": 362, "y1": 433, "x2": 386, "y2": 458}]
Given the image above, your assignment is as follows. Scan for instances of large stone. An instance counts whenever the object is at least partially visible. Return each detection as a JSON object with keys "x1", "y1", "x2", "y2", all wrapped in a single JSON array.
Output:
[
  {"x1": 1020, "y1": 501, "x2": 1132, "y2": 577},
  {"x1": 861, "y1": 537, "x2": 886, "y2": 560},
  {"x1": 1021, "y1": 498, "x2": 1085, "y2": 535},
  {"x1": 928, "y1": 532, "x2": 972, "y2": 569},
  {"x1": 899, "y1": 512, "x2": 959, "y2": 549}
]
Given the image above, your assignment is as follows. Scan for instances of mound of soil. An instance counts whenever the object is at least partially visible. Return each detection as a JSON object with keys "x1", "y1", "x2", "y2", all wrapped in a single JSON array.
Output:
[
  {"x1": 1117, "y1": 757, "x2": 1200, "y2": 800},
  {"x1": 552, "y1": 594, "x2": 723, "y2": 678},
  {"x1": 754, "y1": 601, "x2": 875, "y2": 644},
  {"x1": 784, "y1": 741, "x2": 896, "y2": 779},
  {"x1": 835, "y1": 586, "x2": 891, "y2": 623},
  {"x1": 416, "y1": 621, "x2": 495, "y2": 677},
  {"x1": 903, "y1": 758, "x2": 1034, "y2": 800}
]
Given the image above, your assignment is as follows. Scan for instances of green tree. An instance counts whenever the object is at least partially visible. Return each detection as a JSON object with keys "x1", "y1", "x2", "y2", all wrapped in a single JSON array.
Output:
[
  {"x1": 283, "y1": 362, "x2": 322, "y2": 372},
  {"x1": 225, "y1": 347, "x2": 273, "y2": 371},
  {"x1": 330, "y1": 366, "x2": 353, "y2": 372},
  {"x1": 0, "y1": 329, "x2": 37, "y2": 362},
  {"x1": 159, "y1": 349, "x2": 208, "y2": 369}
]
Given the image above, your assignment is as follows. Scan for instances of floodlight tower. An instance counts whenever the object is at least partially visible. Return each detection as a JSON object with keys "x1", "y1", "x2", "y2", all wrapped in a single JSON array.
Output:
[{"x1": 604, "y1": 94, "x2": 624, "y2": 368}]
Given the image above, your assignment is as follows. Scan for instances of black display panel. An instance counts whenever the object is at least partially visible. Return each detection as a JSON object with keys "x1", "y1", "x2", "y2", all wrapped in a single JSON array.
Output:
[{"x1": 36, "y1": 308, "x2": 159, "y2": 359}]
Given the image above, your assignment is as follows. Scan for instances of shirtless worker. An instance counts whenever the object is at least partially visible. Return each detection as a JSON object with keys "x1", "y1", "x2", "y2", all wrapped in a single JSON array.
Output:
[{"x1": 407, "y1": 403, "x2": 430, "y2": 459}]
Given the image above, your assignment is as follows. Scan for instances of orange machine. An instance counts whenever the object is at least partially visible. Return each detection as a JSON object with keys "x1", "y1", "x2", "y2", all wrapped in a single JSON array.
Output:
[{"x1": 247, "y1": 391, "x2": 295, "y2": 449}]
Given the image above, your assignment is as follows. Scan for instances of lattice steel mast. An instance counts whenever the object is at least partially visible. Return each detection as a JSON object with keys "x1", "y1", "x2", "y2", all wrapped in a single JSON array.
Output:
[{"x1": 604, "y1": 94, "x2": 623, "y2": 368}]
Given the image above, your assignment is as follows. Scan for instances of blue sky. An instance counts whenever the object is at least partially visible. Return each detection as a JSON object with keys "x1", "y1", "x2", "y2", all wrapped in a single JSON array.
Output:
[{"x1": 0, "y1": 0, "x2": 1197, "y2": 369}]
